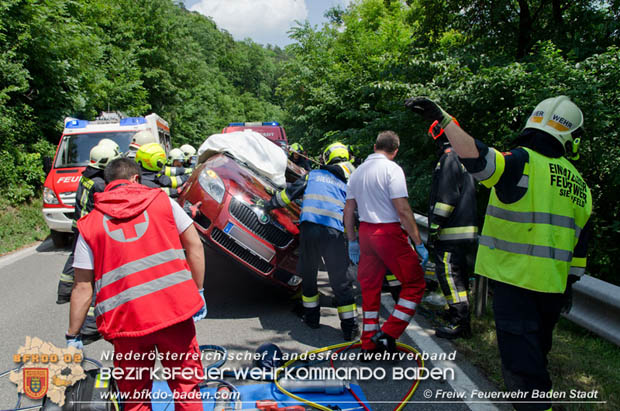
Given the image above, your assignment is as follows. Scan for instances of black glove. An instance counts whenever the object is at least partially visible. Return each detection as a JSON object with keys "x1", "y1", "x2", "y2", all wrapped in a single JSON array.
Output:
[
  {"x1": 254, "y1": 198, "x2": 273, "y2": 212},
  {"x1": 404, "y1": 97, "x2": 453, "y2": 128},
  {"x1": 561, "y1": 274, "x2": 580, "y2": 314}
]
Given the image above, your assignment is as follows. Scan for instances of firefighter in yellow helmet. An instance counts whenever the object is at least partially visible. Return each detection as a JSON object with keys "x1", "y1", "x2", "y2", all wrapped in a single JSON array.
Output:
[
  {"x1": 289, "y1": 142, "x2": 311, "y2": 171},
  {"x1": 406, "y1": 96, "x2": 592, "y2": 411},
  {"x1": 135, "y1": 143, "x2": 188, "y2": 197},
  {"x1": 259, "y1": 142, "x2": 358, "y2": 340}
]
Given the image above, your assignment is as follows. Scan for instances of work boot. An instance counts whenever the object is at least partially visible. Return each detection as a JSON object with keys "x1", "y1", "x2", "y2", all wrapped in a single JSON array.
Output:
[
  {"x1": 302, "y1": 307, "x2": 320, "y2": 329},
  {"x1": 435, "y1": 318, "x2": 472, "y2": 339},
  {"x1": 341, "y1": 318, "x2": 359, "y2": 341}
]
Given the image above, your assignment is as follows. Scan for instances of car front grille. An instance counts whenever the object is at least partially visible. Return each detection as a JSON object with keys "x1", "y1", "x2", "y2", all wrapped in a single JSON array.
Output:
[
  {"x1": 229, "y1": 198, "x2": 293, "y2": 248},
  {"x1": 211, "y1": 227, "x2": 273, "y2": 274}
]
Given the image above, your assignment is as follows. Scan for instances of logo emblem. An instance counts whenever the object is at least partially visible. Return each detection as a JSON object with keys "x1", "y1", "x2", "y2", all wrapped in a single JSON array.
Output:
[
  {"x1": 23, "y1": 368, "x2": 48, "y2": 400},
  {"x1": 258, "y1": 213, "x2": 270, "y2": 225},
  {"x1": 103, "y1": 211, "x2": 149, "y2": 242}
]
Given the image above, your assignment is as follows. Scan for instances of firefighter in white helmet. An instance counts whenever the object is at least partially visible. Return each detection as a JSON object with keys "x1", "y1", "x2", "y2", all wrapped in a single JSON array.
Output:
[
  {"x1": 180, "y1": 144, "x2": 197, "y2": 168},
  {"x1": 125, "y1": 130, "x2": 154, "y2": 159},
  {"x1": 163, "y1": 148, "x2": 194, "y2": 178},
  {"x1": 56, "y1": 143, "x2": 120, "y2": 343},
  {"x1": 406, "y1": 95, "x2": 592, "y2": 411}
]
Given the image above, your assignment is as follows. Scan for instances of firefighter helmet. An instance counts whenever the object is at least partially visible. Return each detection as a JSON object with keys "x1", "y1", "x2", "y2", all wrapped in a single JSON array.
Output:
[
  {"x1": 135, "y1": 143, "x2": 166, "y2": 171},
  {"x1": 129, "y1": 130, "x2": 154, "y2": 151},
  {"x1": 89, "y1": 144, "x2": 119, "y2": 170},
  {"x1": 180, "y1": 144, "x2": 196, "y2": 159},
  {"x1": 168, "y1": 148, "x2": 185, "y2": 164},
  {"x1": 322, "y1": 142, "x2": 349, "y2": 165},
  {"x1": 290, "y1": 143, "x2": 304, "y2": 153},
  {"x1": 97, "y1": 138, "x2": 121, "y2": 156},
  {"x1": 524, "y1": 96, "x2": 584, "y2": 157}
]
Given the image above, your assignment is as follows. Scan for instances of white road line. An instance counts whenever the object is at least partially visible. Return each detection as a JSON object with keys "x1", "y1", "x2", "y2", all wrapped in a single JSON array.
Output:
[
  {"x1": 382, "y1": 295, "x2": 500, "y2": 411},
  {"x1": 0, "y1": 239, "x2": 53, "y2": 270}
]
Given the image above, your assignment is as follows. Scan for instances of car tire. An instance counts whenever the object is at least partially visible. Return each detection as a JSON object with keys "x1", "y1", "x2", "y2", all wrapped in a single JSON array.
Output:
[{"x1": 50, "y1": 230, "x2": 70, "y2": 248}]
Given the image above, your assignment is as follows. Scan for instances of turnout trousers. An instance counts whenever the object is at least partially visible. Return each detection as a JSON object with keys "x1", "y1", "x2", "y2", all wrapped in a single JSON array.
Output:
[
  {"x1": 433, "y1": 242, "x2": 475, "y2": 323},
  {"x1": 297, "y1": 222, "x2": 356, "y2": 325},
  {"x1": 357, "y1": 222, "x2": 426, "y2": 350},
  {"x1": 112, "y1": 319, "x2": 204, "y2": 411},
  {"x1": 493, "y1": 281, "x2": 564, "y2": 411}
]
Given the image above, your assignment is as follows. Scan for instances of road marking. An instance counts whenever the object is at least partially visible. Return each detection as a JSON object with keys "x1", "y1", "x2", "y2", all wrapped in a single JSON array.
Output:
[
  {"x1": 382, "y1": 295, "x2": 500, "y2": 411},
  {"x1": 0, "y1": 239, "x2": 54, "y2": 270}
]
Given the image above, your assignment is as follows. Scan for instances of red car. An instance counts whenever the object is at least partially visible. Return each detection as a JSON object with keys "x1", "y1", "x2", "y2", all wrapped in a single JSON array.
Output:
[{"x1": 178, "y1": 127, "x2": 306, "y2": 291}]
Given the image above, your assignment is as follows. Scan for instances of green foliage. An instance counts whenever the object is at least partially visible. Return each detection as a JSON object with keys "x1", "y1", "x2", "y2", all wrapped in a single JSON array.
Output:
[
  {"x1": 0, "y1": 197, "x2": 48, "y2": 255},
  {"x1": 278, "y1": 0, "x2": 620, "y2": 285},
  {"x1": 0, "y1": 0, "x2": 289, "y2": 205}
]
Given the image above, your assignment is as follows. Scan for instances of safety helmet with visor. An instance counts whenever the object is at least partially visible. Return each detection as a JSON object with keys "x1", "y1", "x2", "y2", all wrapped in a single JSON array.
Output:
[{"x1": 135, "y1": 142, "x2": 166, "y2": 171}]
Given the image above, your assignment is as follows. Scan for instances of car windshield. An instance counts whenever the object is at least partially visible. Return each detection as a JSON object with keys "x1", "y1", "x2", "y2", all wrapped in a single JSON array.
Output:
[{"x1": 54, "y1": 132, "x2": 136, "y2": 168}]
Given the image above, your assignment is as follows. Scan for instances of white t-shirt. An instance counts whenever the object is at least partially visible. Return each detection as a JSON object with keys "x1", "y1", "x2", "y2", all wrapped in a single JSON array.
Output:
[
  {"x1": 73, "y1": 198, "x2": 193, "y2": 270},
  {"x1": 346, "y1": 153, "x2": 409, "y2": 223}
]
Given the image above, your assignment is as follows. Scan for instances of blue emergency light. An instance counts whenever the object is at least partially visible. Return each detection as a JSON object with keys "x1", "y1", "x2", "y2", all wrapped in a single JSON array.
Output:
[
  {"x1": 120, "y1": 117, "x2": 147, "y2": 126},
  {"x1": 228, "y1": 122, "x2": 245, "y2": 126},
  {"x1": 262, "y1": 122, "x2": 280, "y2": 126},
  {"x1": 65, "y1": 119, "x2": 89, "y2": 129}
]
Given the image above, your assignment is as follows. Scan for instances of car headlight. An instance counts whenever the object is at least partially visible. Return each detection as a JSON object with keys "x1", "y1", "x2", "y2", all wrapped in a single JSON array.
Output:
[
  {"x1": 43, "y1": 187, "x2": 59, "y2": 204},
  {"x1": 198, "y1": 168, "x2": 225, "y2": 203}
]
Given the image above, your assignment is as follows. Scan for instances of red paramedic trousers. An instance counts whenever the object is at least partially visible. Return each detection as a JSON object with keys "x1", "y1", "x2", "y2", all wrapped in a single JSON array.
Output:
[
  {"x1": 112, "y1": 319, "x2": 204, "y2": 411},
  {"x1": 358, "y1": 222, "x2": 426, "y2": 349}
]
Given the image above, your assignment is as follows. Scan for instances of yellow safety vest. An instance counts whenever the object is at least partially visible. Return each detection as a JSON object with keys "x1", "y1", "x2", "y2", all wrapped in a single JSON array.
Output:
[{"x1": 475, "y1": 147, "x2": 592, "y2": 293}]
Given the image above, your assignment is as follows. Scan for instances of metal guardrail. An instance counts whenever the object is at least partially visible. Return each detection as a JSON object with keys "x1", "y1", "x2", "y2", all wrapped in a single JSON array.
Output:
[
  {"x1": 564, "y1": 275, "x2": 620, "y2": 346},
  {"x1": 414, "y1": 212, "x2": 620, "y2": 346}
]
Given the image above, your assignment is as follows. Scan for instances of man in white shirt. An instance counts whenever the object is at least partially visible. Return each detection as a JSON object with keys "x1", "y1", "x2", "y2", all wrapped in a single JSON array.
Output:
[{"x1": 344, "y1": 131, "x2": 429, "y2": 354}]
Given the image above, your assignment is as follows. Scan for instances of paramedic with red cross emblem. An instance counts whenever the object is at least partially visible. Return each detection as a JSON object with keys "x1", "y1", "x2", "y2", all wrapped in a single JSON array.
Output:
[{"x1": 67, "y1": 158, "x2": 207, "y2": 411}]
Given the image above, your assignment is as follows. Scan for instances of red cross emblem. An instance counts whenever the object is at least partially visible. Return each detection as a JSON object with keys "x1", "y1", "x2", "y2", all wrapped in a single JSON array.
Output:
[{"x1": 103, "y1": 211, "x2": 149, "y2": 242}]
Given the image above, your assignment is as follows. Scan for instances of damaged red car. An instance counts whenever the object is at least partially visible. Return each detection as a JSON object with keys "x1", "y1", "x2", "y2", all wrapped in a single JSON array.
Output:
[{"x1": 178, "y1": 129, "x2": 306, "y2": 291}]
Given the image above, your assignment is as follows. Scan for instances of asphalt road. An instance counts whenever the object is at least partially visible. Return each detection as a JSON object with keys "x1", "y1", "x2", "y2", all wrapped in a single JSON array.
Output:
[{"x1": 0, "y1": 239, "x2": 509, "y2": 411}]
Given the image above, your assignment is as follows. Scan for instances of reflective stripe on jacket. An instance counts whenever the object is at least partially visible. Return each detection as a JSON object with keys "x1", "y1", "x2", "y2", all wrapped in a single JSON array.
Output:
[
  {"x1": 429, "y1": 149, "x2": 478, "y2": 243},
  {"x1": 475, "y1": 147, "x2": 592, "y2": 293},
  {"x1": 78, "y1": 188, "x2": 202, "y2": 339},
  {"x1": 300, "y1": 169, "x2": 347, "y2": 232}
]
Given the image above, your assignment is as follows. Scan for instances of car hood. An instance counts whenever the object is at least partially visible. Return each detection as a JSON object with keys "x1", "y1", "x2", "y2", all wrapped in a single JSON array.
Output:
[{"x1": 205, "y1": 153, "x2": 300, "y2": 233}]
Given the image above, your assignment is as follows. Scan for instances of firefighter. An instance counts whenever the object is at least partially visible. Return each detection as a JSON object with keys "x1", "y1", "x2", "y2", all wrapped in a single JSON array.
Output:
[
  {"x1": 68, "y1": 157, "x2": 206, "y2": 411},
  {"x1": 180, "y1": 144, "x2": 197, "y2": 168},
  {"x1": 135, "y1": 143, "x2": 188, "y2": 197},
  {"x1": 425, "y1": 119, "x2": 478, "y2": 339},
  {"x1": 406, "y1": 96, "x2": 592, "y2": 410},
  {"x1": 261, "y1": 143, "x2": 358, "y2": 341},
  {"x1": 289, "y1": 142, "x2": 312, "y2": 171},
  {"x1": 163, "y1": 148, "x2": 193, "y2": 178},
  {"x1": 344, "y1": 131, "x2": 428, "y2": 355},
  {"x1": 56, "y1": 143, "x2": 119, "y2": 342},
  {"x1": 124, "y1": 130, "x2": 153, "y2": 159},
  {"x1": 98, "y1": 138, "x2": 121, "y2": 156}
]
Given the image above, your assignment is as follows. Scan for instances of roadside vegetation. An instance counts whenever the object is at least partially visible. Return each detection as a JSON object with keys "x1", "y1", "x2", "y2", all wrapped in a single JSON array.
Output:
[{"x1": 0, "y1": 198, "x2": 48, "y2": 256}]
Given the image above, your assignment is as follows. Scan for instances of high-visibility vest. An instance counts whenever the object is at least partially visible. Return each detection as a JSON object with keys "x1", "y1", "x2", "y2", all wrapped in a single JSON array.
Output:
[
  {"x1": 475, "y1": 147, "x2": 592, "y2": 293},
  {"x1": 78, "y1": 188, "x2": 202, "y2": 340},
  {"x1": 300, "y1": 169, "x2": 347, "y2": 232}
]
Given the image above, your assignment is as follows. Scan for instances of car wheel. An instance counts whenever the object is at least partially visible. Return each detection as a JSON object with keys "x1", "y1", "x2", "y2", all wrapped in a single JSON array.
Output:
[{"x1": 50, "y1": 230, "x2": 70, "y2": 248}]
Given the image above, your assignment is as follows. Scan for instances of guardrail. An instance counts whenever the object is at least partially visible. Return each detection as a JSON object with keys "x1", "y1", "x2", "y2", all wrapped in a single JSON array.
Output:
[
  {"x1": 413, "y1": 212, "x2": 620, "y2": 347},
  {"x1": 564, "y1": 275, "x2": 620, "y2": 346}
]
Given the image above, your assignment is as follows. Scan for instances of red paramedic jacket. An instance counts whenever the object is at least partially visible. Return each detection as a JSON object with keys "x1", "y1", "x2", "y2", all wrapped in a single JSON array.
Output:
[{"x1": 77, "y1": 180, "x2": 203, "y2": 340}]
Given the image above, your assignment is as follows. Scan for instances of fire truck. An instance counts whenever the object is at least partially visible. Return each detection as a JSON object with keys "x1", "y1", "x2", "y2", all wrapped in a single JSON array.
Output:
[{"x1": 42, "y1": 112, "x2": 171, "y2": 246}]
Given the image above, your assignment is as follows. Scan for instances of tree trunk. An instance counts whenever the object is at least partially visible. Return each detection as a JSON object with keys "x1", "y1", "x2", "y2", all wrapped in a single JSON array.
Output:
[{"x1": 516, "y1": 0, "x2": 534, "y2": 59}]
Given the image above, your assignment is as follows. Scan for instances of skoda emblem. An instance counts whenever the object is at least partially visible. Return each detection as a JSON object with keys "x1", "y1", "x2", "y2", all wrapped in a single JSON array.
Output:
[{"x1": 259, "y1": 213, "x2": 270, "y2": 225}]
